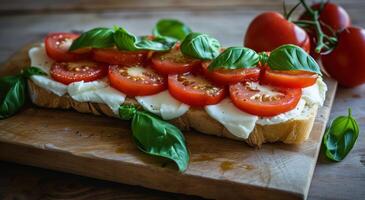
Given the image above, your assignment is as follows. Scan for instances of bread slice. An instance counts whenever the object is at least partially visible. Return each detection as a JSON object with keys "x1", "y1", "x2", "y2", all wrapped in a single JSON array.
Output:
[{"x1": 6, "y1": 43, "x2": 318, "y2": 148}]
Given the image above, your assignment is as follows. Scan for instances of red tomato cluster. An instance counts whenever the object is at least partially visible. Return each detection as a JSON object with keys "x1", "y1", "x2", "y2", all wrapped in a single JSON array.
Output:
[
  {"x1": 244, "y1": 2, "x2": 365, "y2": 87},
  {"x1": 44, "y1": 32, "x2": 317, "y2": 117}
]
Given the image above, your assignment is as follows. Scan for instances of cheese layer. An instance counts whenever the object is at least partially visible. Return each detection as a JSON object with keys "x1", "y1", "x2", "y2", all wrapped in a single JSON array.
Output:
[
  {"x1": 136, "y1": 91, "x2": 190, "y2": 120},
  {"x1": 29, "y1": 45, "x2": 126, "y2": 114}
]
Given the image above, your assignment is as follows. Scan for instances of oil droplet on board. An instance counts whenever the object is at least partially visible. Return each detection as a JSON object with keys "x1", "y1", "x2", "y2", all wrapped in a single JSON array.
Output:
[{"x1": 220, "y1": 161, "x2": 235, "y2": 172}]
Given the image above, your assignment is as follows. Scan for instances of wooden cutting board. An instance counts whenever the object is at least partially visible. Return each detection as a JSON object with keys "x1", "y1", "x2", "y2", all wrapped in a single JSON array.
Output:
[{"x1": 0, "y1": 46, "x2": 337, "y2": 200}]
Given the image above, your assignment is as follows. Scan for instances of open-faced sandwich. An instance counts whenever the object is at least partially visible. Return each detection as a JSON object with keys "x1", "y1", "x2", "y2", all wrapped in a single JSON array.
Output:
[{"x1": 2, "y1": 19, "x2": 327, "y2": 171}]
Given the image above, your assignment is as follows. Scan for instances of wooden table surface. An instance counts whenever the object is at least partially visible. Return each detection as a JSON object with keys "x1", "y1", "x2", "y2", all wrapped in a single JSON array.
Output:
[{"x1": 0, "y1": 0, "x2": 364, "y2": 199}]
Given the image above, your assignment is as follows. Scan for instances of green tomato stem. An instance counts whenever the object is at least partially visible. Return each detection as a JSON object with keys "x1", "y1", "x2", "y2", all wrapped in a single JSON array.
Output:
[{"x1": 298, "y1": 0, "x2": 337, "y2": 54}]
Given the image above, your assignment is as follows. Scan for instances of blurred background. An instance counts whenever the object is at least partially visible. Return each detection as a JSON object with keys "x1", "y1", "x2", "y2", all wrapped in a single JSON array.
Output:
[
  {"x1": 0, "y1": 0, "x2": 364, "y2": 200},
  {"x1": 0, "y1": 0, "x2": 364, "y2": 63}
]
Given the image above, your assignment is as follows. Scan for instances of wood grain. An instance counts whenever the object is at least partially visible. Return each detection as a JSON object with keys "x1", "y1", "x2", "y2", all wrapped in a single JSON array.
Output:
[{"x1": 0, "y1": 1, "x2": 364, "y2": 200}]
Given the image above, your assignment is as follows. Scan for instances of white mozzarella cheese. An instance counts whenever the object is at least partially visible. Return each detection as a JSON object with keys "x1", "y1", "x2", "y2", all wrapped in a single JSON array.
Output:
[
  {"x1": 28, "y1": 44, "x2": 53, "y2": 74},
  {"x1": 67, "y1": 80, "x2": 126, "y2": 114},
  {"x1": 30, "y1": 75, "x2": 68, "y2": 96},
  {"x1": 302, "y1": 77, "x2": 327, "y2": 106},
  {"x1": 257, "y1": 99, "x2": 306, "y2": 125},
  {"x1": 205, "y1": 98, "x2": 258, "y2": 139},
  {"x1": 136, "y1": 91, "x2": 189, "y2": 120},
  {"x1": 29, "y1": 45, "x2": 68, "y2": 96}
]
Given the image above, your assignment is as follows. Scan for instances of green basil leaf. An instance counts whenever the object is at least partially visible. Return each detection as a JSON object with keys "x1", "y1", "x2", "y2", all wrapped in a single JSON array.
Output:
[
  {"x1": 119, "y1": 104, "x2": 137, "y2": 120},
  {"x1": 131, "y1": 111, "x2": 189, "y2": 172},
  {"x1": 267, "y1": 44, "x2": 321, "y2": 74},
  {"x1": 69, "y1": 27, "x2": 114, "y2": 51},
  {"x1": 258, "y1": 51, "x2": 269, "y2": 66},
  {"x1": 0, "y1": 75, "x2": 26, "y2": 119},
  {"x1": 152, "y1": 19, "x2": 192, "y2": 41},
  {"x1": 21, "y1": 66, "x2": 47, "y2": 78},
  {"x1": 114, "y1": 27, "x2": 175, "y2": 51},
  {"x1": 208, "y1": 47, "x2": 259, "y2": 71},
  {"x1": 323, "y1": 108, "x2": 359, "y2": 161},
  {"x1": 180, "y1": 32, "x2": 221, "y2": 60}
]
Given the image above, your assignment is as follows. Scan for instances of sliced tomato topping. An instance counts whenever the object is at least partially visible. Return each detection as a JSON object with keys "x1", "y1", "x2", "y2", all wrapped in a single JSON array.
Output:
[
  {"x1": 50, "y1": 61, "x2": 107, "y2": 85},
  {"x1": 201, "y1": 62, "x2": 261, "y2": 85},
  {"x1": 108, "y1": 64, "x2": 165, "y2": 96},
  {"x1": 93, "y1": 48, "x2": 148, "y2": 66},
  {"x1": 229, "y1": 82, "x2": 302, "y2": 116},
  {"x1": 151, "y1": 47, "x2": 201, "y2": 75},
  {"x1": 261, "y1": 69, "x2": 318, "y2": 88},
  {"x1": 45, "y1": 32, "x2": 87, "y2": 62},
  {"x1": 168, "y1": 73, "x2": 226, "y2": 107}
]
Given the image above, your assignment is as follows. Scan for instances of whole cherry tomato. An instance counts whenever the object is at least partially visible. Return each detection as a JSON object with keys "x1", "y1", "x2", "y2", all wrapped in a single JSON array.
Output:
[
  {"x1": 321, "y1": 27, "x2": 365, "y2": 87},
  {"x1": 300, "y1": 2, "x2": 351, "y2": 59},
  {"x1": 244, "y1": 12, "x2": 310, "y2": 53}
]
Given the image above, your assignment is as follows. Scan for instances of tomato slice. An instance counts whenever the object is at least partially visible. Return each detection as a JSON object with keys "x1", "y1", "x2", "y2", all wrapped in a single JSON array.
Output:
[
  {"x1": 201, "y1": 62, "x2": 261, "y2": 85},
  {"x1": 108, "y1": 64, "x2": 166, "y2": 96},
  {"x1": 168, "y1": 73, "x2": 226, "y2": 107},
  {"x1": 151, "y1": 47, "x2": 201, "y2": 75},
  {"x1": 50, "y1": 61, "x2": 107, "y2": 85},
  {"x1": 261, "y1": 69, "x2": 318, "y2": 88},
  {"x1": 93, "y1": 48, "x2": 148, "y2": 66},
  {"x1": 229, "y1": 82, "x2": 302, "y2": 116},
  {"x1": 45, "y1": 32, "x2": 86, "y2": 62}
]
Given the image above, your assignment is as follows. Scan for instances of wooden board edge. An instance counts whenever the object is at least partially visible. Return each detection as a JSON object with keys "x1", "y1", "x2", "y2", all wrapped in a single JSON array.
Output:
[
  {"x1": 0, "y1": 141, "x2": 304, "y2": 200},
  {"x1": 303, "y1": 79, "x2": 338, "y2": 200}
]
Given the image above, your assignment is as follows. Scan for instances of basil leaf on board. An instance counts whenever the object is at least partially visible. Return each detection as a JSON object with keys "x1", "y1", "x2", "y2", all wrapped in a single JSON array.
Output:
[
  {"x1": 0, "y1": 75, "x2": 26, "y2": 119},
  {"x1": 208, "y1": 47, "x2": 259, "y2": 71},
  {"x1": 69, "y1": 28, "x2": 115, "y2": 51},
  {"x1": 152, "y1": 19, "x2": 192, "y2": 41},
  {"x1": 118, "y1": 105, "x2": 189, "y2": 172},
  {"x1": 0, "y1": 66, "x2": 47, "y2": 119},
  {"x1": 267, "y1": 44, "x2": 322, "y2": 74},
  {"x1": 114, "y1": 27, "x2": 175, "y2": 51},
  {"x1": 323, "y1": 108, "x2": 359, "y2": 161},
  {"x1": 180, "y1": 32, "x2": 221, "y2": 60},
  {"x1": 132, "y1": 111, "x2": 189, "y2": 172}
]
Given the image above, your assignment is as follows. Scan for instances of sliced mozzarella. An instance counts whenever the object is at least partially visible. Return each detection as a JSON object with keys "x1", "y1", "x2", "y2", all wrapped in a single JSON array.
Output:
[
  {"x1": 30, "y1": 75, "x2": 67, "y2": 96},
  {"x1": 28, "y1": 45, "x2": 53, "y2": 74},
  {"x1": 257, "y1": 99, "x2": 306, "y2": 125},
  {"x1": 68, "y1": 80, "x2": 126, "y2": 114},
  {"x1": 302, "y1": 77, "x2": 327, "y2": 106},
  {"x1": 29, "y1": 45, "x2": 68, "y2": 96},
  {"x1": 205, "y1": 98, "x2": 258, "y2": 139},
  {"x1": 136, "y1": 91, "x2": 189, "y2": 120}
]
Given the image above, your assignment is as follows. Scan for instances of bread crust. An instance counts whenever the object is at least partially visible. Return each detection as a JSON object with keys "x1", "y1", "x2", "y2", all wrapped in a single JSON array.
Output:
[{"x1": 12, "y1": 43, "x2": 318, "y2": 147}]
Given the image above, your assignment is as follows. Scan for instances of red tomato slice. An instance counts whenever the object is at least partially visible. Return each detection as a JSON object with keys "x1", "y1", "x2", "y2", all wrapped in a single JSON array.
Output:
[
  {"x1": 93, "y1": 48, "x2": 148, "y2": 66},
  {"x1": 201, "y1": 62, "x2": 261, "y2": 85},
  {"x1": 45, "y1": 32, "x2": 86, "y2": 62},
  {"x1": 229, "y1": 82, "x2": 302, "y2": 116},
  {"x1": 50, "y1": 61, "x2": 107, "y2": 85},
  {"x1": 151, "y1": 47, "x2": 201, "y2": 75},
  {"x1": 168, "y1": 73, "x2": 226, "y2": 107},
  {"x1": 261, "y1": 69, "x2": 318, "y2": 88},
  {"x1": 108, "y1": 64, "x2": 166, "y2": 96}
]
